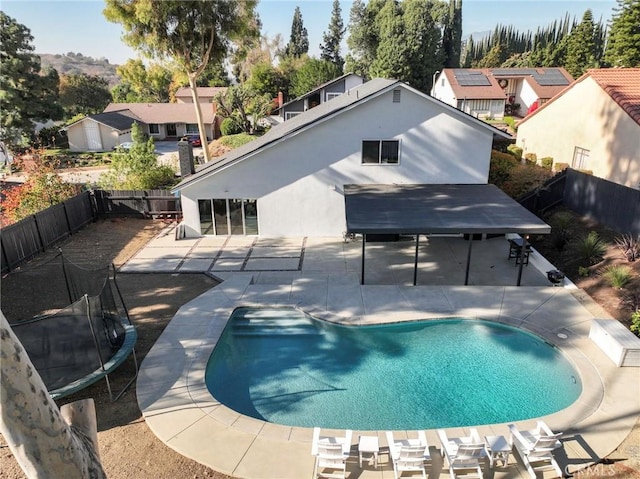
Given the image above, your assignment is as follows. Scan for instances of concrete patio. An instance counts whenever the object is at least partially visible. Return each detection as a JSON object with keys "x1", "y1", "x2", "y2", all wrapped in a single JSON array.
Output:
[{"x1": 124, "y1": 229, "x2": 640, "y2": 479}]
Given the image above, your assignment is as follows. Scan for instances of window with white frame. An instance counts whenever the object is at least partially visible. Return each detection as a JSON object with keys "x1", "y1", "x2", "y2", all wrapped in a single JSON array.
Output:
[
  {"x1": 149, "y1": 124, "x2": 160, "y2": 135},
  {"x1": 325, "y1": 92, "x2": 341, "y2": 101},
  {"x1": 572, "y1": 147, "x2": 590, "y2": 169},
  {"x1": 362, "y1": 140, "x2": 400, "y2": 164}
]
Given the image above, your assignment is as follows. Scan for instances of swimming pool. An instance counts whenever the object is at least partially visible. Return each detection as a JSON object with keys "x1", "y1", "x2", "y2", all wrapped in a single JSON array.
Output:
[{"x1": 205, "y1": 307, "x2": 582, "y2": 430}]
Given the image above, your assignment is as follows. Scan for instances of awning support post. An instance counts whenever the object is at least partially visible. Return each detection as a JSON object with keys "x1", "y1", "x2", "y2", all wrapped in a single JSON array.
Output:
[
  {"x1": 413, "y1": 234, "x2": 420, "y2": 286},
  {"x1": 361, "y1": 234, "x2": 366, "y2": 285},
  {"x1": 516, "y1": 235, "x2": 527, "y2": 286},
  {"x1": 464, "y1": 235, "x2": 473, "y2": 285}
]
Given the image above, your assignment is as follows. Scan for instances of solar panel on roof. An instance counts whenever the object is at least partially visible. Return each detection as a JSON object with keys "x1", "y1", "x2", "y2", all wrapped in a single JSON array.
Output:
[
  {"x1": 533, "y1": 70, "x2": 569, "y2": 86},
  {"x1": 453, "y1": 70, "x2": 491, "y2": 86}
]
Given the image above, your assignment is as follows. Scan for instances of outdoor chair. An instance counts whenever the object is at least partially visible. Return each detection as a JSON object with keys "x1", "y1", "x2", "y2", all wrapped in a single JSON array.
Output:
[
  {"x1": 508, "y1": 421, "x2": 563, "y2": 479},
  {"x1": 311, "y1": 427, "x2": 352, "y2": 479},
  {"x1": 437, "y1": 429, "x2": 485, "y2": 479},
  {"x1": 386, "y1": 431, "x2": 430, "y2": 479}
]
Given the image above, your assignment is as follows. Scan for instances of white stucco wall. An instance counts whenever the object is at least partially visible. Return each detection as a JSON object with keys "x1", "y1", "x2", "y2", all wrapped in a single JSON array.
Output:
[
  {"x1": 516, "y1": 77, "x2": 640, "y2": 189},
  {"x1": 432, "y1": 73, "x2": 457, "y2": 107},
  {"x1": 519, "y1": 79, "x2": 539, "y2": 112},
  {"x1": 179, "y1": 87, "x2": 496, "y2": 237},
  {"x1": 67, "y1": 120, "x2": 122, "y2": 152}
]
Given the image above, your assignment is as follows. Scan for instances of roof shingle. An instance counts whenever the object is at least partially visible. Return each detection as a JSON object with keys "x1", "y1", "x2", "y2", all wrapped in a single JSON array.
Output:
[{"x1": 587, "y1": 68, "x2": 640, "y2": 125}]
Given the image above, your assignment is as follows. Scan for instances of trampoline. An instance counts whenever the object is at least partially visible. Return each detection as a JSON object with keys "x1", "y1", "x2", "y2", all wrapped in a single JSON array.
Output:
[{"x1": 9, "y1": 253, "x2": 138, "y2": 401}]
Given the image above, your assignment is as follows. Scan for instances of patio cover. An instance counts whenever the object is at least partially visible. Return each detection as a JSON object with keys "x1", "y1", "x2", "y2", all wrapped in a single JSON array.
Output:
[{"x1": 344, "y1": 184, "x2": 551, "y2": 285}]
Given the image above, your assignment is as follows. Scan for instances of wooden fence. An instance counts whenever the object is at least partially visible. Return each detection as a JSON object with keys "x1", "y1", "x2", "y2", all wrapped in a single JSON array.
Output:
[
  {"x1": 1, "y1": 189, "x2": 180, "y2": 274},
  {"x1": 563, "y1": 169, "x2": 640, "y2": 236}
]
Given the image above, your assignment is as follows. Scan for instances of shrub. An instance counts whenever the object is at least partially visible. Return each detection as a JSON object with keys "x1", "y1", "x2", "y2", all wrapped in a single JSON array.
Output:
[
  {"x1": 499, "y1": 163, "x2": 554, "y2": 199},
  {"x1": 554, "y1": 162, "x2": 569, "y2": 172},
  {"x1": 218, "y1": 133, "x2": 257, "y2": 149},
  {"x1": 220, "y1": 117, "x2": 243, "y2": 136},
  {"x1": 578, "y1": 266, "x2": 590, "y2": 277},
  {"x1": 488, "y1": 153, "x2": 518, "y2": 186},
  {"x1": 570, "y1": 231, "x2": 607, "y2": 265},
  {"x1": 631, "y1": 311, "x2": 640, "y2": 336},
  {"x1": 524, "y1": 153, "x2": 537, "y2": 165},
  {"x1": 615, "y1": 234, "x2": 640, "y2": 262},
  {"x1": 600, "y1": 265, "x2": 634, "y2": 289},
  {"x1": 547, "y1": 211, "x2": 574, "y2": 251},
  {"x1": 506, "y1": 144, "x2": 523, "y2": 160},
  {"x1": 540, "y1": 157, "x2": 553, "y2": 170}
]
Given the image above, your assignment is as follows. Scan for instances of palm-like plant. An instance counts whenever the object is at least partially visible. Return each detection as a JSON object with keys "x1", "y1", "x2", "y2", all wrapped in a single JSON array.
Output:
[{"x1": 571, "y1": 231, "x2": 607, "y2": 265}]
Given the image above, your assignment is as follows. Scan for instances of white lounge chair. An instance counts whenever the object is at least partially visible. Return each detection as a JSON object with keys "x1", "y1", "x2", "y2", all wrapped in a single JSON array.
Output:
[
  {"x1": 386, "y1": 431, "x2": 429, "y2": 479},
  {"x1": 508, "y1": 421, "x2": 563, "y2": 479},
  {"x1": 311, "y1": 427, "x2": 352, "y2": 479},
  {"x1": 437, "y1": 429, "x2": 485, "y2": 479}
]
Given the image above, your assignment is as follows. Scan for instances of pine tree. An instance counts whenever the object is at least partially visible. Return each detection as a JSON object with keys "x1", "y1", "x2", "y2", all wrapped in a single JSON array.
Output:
[
  {"x1": 320, "y1": 0, "x2": 346, "y2": 72},
  {"x1": 604, "y1": 0, "x2": 640, "y2": 67},
  {"x1": 285, "y1": 6, "x2": 309, "y2": 58},
  {"x1": 0, "y1": 12, "x2": 62, "y2": 142},
  {"x1": 565, "y1": 10, "x2": 600, "y2": 78}
]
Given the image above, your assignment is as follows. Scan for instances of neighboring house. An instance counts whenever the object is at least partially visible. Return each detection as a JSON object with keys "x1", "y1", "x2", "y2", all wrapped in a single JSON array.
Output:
[
  {"x1": 273, "y1": 73, "x2": 365, "y2": 122},
  {"x1": 105, "y1": 102, "x2": 218, "y2": 141},
  {"x1": 65, "y1": 111, "x2": 143, "y2": 152},
  {"x1": 171, "y1": 78, "x2": 512, "y2": 237},
  {"x1": 432, "y1": 68, "x2": 573, "y2": 119},
  {"x1": 516, "y1": 68, "x2": 640, "y2": 189},
  {"x1": 174, "y1": 86, "x2": 227, "y2": 103}
]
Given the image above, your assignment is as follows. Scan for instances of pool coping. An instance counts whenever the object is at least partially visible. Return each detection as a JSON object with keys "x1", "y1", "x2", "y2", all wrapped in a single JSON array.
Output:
[{"x1": 136, "y1": 275, "x2": 640, "y2": 479}]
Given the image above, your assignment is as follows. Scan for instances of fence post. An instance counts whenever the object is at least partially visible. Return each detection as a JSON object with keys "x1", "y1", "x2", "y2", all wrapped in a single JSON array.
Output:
[
  {"x1": 33, "y1": 215, "x2": 46, "y2": 252},
  {"x1": 62, "y1": 200, "x2": 73, "y2": 233}
]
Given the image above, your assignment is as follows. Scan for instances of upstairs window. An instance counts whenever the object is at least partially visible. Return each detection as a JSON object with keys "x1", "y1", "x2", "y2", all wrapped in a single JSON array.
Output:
[
  {"x1": 362, "y1": 140, "x2": 400, "y2": 164},
  {"x1": 572, "y1": 147, "x2": 590, "y2": 169}
]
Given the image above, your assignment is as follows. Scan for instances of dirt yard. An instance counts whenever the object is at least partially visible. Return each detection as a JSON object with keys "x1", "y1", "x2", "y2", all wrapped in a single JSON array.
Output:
[{"x1": 1, "y1": 216, "x2": 638, "y2": 478}]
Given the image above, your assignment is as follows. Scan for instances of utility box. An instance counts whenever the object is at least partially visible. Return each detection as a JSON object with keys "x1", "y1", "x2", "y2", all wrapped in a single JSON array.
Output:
[{"x1": 589, "y1": 319, "x2": 640, "y2": 367}]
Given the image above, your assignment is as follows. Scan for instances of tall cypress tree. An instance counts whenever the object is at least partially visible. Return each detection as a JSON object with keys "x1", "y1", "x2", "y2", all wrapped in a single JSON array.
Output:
[
  {"x1": 285, "y1": 6, "x2": 309, "y2": 58},
  {"x1": 604, "y1": 0, "x2": 640, "y2": 67},
  {"x1": 320, "y1": 0, "x2": 346, "y2": 72},
  {"x1": 442, "y1": 0, "x2": 463, "y2": 67},
  {"x1": 565, "y1": 10, "x2": 599, "y2": 78}
]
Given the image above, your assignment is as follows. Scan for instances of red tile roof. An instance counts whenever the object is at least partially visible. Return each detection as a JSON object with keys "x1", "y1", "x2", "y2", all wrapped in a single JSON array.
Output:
[{"x1": 587, "y1": 68, "x2": 640, "y2": 125}]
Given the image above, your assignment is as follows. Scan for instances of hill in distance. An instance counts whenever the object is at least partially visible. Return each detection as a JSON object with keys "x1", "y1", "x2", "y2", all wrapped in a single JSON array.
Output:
[{"x1": 39, "y1": 52, "x2": 120, "y2": 87}]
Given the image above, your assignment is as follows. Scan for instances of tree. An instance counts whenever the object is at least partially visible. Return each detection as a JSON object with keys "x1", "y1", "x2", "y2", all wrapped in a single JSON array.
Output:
[
  {"x1": 284, "y1": 6, "x2": 309, "y2": 58},
  {"x1": 0, "y1": 12, "x2": 63, "y2": 144},
  {"x1": 115, "y1": 59, "x2": 173, "y2": 102},
  {"x1": 290, "y1": 57, "x2": 342, "y2": 98},
  {"x1": 214, "y1": 85, "x2": 273, "y2": 134},
  {"x1": 369, "y1": 1, "x2": 410, "y2": 80},
  {"x1": 0, "y1": 152, "x2": 79, "y2": 225},
  {"x1": 442, "y1": 0, "x2": 463, "y2": 68},
  {"x1": 320, "y1": 0, "x2": 346, "y2": 72},
  {"x1": 100, "y1": 123, "x2": 175, "y2": 189},
  {"x1": 604, "y1": 0, "x2": 640, "y2": 67},
  {"x1": 59, "y1": 73, "x2": 112, "y2": 117},
  {"x1": 246, "y1": 62, "x2": 288, "y2": 99},
  {"x1": 104, "y1": 0, "x2": 259, "y2": 163},
  {"x1": 345, "y1": 0, "x2": 384, "y2": 77},
  {"x1": 564, "y1": 10, "x2": 600, "y2": 78},
  {"x1": 1, "y1": 312, "x2": 107, "y2": 478}
]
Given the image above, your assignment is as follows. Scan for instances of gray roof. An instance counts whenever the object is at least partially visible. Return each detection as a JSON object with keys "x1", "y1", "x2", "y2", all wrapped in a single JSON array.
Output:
[
  {"x1": 276, "y1": 72, "x2": 363, "y2": 110},
  {"x1": 172, "y1": 79, "x2": 512, "y2": 192},
  {"x1": 65, "y1": 111, "x2": 141, "y2": 131},
  {"x1": 344, "y1": 184, "x2": 551, "y2": 235}
]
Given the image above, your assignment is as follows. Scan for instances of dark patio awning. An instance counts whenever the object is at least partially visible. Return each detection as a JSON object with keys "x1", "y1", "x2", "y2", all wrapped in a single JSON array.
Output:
[
  {"x1": 344, "y1": 184, "x2": 551, "y2": 235},
  {"x1": 344, "y1": 184, "x2": 551, "y2": 286}
]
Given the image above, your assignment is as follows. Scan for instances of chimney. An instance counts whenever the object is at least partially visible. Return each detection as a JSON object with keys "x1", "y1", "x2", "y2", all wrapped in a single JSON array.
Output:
[
  {"x1": 278, "y1": 91, "x2": 283, "y2": 108},
  {"x1": 178, "y1": 139, "x2": 195, "y2": 177}
]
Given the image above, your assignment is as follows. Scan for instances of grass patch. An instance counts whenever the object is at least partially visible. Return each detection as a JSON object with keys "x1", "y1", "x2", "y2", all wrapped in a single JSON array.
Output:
[{"x1": 218, "y1": 133, "x2": 259, "y2": 149}]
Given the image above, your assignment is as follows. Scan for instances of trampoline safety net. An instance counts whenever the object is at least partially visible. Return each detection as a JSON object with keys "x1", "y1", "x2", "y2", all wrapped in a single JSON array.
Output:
[{"x1": 10, "y1": 253, "x2": 136, "y2": 399}]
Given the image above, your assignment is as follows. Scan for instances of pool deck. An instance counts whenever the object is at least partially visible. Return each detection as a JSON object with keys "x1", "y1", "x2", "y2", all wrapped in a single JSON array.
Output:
[{"x1": 126, "y1": 232, "x2": 640, "y2": 479}]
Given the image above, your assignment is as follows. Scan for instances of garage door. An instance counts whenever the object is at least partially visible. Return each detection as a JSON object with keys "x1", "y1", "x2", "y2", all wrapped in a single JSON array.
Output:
[{"x1": 83, "y1": 121, "x2": 103, "y2": 150}]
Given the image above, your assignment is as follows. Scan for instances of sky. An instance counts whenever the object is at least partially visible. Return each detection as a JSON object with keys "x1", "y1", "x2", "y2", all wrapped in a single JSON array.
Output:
[{"x1": 1, "y1": 0, "x2": 618, "y2": 66}]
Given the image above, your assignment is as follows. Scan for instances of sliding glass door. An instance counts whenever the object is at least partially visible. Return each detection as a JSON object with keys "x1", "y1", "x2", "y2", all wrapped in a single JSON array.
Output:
[{"x1": 198, "y1": 198, "x2": 258, "y2": 235}]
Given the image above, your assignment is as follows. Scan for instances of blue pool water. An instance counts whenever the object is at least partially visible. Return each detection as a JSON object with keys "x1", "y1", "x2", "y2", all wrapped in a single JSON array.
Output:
[{"x1": 205, "y1": 308, "x2": 582, "y2": 430}]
